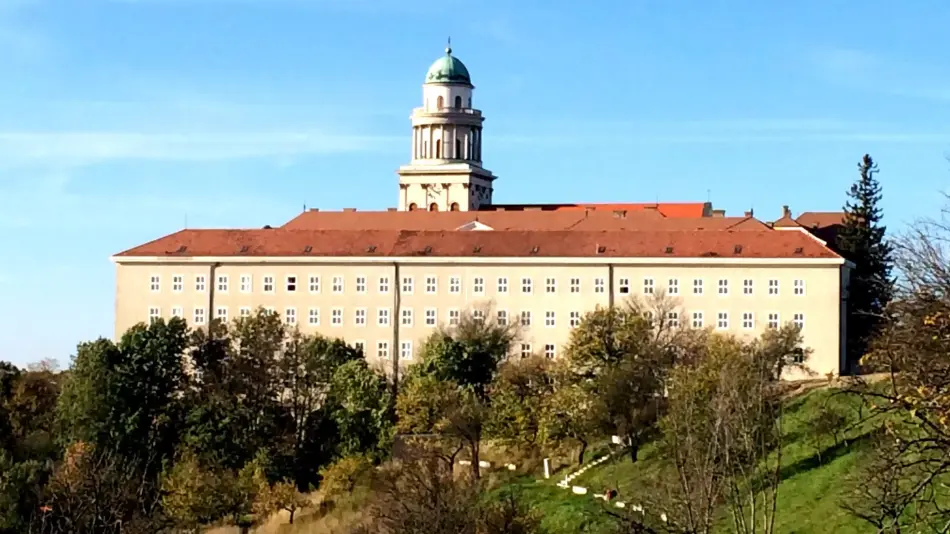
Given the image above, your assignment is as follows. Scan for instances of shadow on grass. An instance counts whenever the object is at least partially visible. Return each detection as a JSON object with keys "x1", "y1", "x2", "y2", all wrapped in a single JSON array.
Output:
[{"x1": 778, "y1": 431, "x2": 876, "y2": 483}]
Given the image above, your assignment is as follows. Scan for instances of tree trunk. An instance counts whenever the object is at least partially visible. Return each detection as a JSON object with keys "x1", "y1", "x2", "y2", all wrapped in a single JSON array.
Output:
[
  {"x1": 289, "y1": 508, "x2": 295, "y2": 524},
  {"x1": 470, "y1": 440, "x2": 481, "y2": 479},
  {"x1": 629, "y1": 441, "x2": 639, "y2": 463},
  {"x1": 577, "y1": 441, "x2": 588, "y2": 465}
]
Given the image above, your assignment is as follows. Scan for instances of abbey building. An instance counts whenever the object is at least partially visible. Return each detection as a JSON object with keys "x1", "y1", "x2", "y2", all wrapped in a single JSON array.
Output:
[{"x1": 111, "y1": 46, "x2": 851, "y2": 380}]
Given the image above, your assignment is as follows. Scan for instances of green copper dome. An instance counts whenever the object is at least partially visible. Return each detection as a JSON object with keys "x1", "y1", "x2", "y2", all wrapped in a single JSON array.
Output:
[{"x1": 424, "y1": 46, "x2": 472, "y2": 85}]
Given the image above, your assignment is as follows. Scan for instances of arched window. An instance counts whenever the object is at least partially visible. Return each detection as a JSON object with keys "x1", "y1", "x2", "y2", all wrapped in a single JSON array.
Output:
[
  {"x1": 408, "y1": 202, "x2": 418, "y2": 211},
  {"x1": 468, "y1": 97, "x2": 472, "y2": 108},
  {"x1": 455, "y1": 139, "x2": 462, "y2": 159},
  {"x1": 437, "y1": 96, "x2": 444, "y2": 109},
  {"x1": 454, "y1": 95, "x2": 462, "y2": 108},
  {"x1": 450, "y1": 202, "x2": 460, "y2": 211},
  {"x1": 429, "y1": 203, "x2": 439, "y2": 212}
]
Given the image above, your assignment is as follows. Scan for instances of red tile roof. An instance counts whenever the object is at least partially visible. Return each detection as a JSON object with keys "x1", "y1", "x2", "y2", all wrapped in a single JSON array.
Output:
[
  {"x1": 484, "y1": 202, "x2": 710, "y2": 218},
  {"x1": 281, "y1": 209, "x2": 759, "y2": 232},
  {"x1": 796, "y1": 212, "x2": 845, "y2": 228},
  {"x1": 114, "y1": 228, "x2": 840, "y2": 260}
]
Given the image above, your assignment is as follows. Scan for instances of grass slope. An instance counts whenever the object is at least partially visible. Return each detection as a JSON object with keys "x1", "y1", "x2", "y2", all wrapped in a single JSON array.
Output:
[{"x1": 526, "y1": 386, "x2": 880, "y2": 534}]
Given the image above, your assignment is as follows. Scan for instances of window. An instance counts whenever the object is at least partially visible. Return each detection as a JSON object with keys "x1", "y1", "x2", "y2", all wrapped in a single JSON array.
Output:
[
  {"x1": 148, "y1": 307, "x2": 160, "y2": 324},
  {"x1": 473, "y1": 310, "x2": 485, "y2": 323},
  {"x1": 691, "y1": 311, "x2": 704, "y2": 328},
  {"x1": 643, "y1": 278, "x2": 655, "y2": 295},
  {"x1": 667, "y1": 311, "x2": 680, "y2": 328},
  {"x1": 216, "y1": 306, "x2": 228, "y2": 322},
  {"x1": 793, "y1": 313, "x2": 805, "y2": 329},
  {"x1": 717, "y1": 279, "x2": 728, "y2": 295},
  {"x1": 240, "y1": 274, "x2": 252, "y2": 293},
  {"x1": 400, "y1": 341, "x2": 413, "y2": 360},
  {"x1": 594, "y1": 277, "x2": 605, "y2": 294},
  {"x1": 285, "y1": 307, "x2": 296, "y2": 325},
  {"x1": 171, "y1": 306, "x2": 183, "y2": 318},
  {"x1": 768, "y1": 279, "x2": 780, "y2": 295},
  {"x1": 377, "y1": 308, "x2": 390, "y2": 326},
  {"x1": 402, "y1": 276, "x2": 414, "y2": 294},
  {"x1": 643, "y1": 311, "x2": 655, "y2": 326},
  {"x1": 213, "y1": 275, "x2": 226, "y2": 293},
  {"x1": 308, "y1": 308, "x2": 319, "y2": 325},
  {"x1": 473, "y1": 277, "x2": 485, "y2": 294},
  {"x1": 172, "y1": 275, "x2": 183, "y2": 293},
  {"x1": 717, "y1": 312, "x2": 729, "y2": 329},
  {"x1": 149, "y1": 275, "x2": 161, "y2": 292},
  {"x1": 262, "y1": 276, "x2": 274, "y2": 293},
  {"x1": 449, "y1": 276, "x2": 461, "y2": 294},
  {"x1": 570, "y1": 278, "x2": 581, "y2": 293},
  {"x1": 401, "y1": 308, "x2": 413, "y2": 327},
  {"x1": 378, "y1": 276, "x2": 390, "y2": 293},
  {"x1": 618, "y1": 278, "x2": 630, "y2": 294},
  {"x1": 332, "y1": 276, "x2": 344, "y2": 294},
  {"x1": 377, "y1": 341, "x2": 390, "y2": 360},
  {"x1": 767, "y1": 313, "x2": 780, "y2": 329},
  {"x1": 331, "y1": 308, "x2": 343, "y2": 326},
  {"x1": 285, "y1": 276, "x2": 296, "y2": 292},
  {"x1": 743, "y1": 279, "x2": 753, "y2": 295},
  {"x1": 545, "y1": 277, "x2": 556, "y2": 294},
  {"x1": 239, "y1": 307, "x2": 251, "y2": 318},
  {"x1": 308, "y1": 275, "x2": 320, "y2": 293},
  {"x1": 353, "y1": 341, "x2": 365, "y2": 354},
  {"x1": 791, "y1": 348, "x2": 806, "y2": 364},
  {"x1": 544, "y1": 344, "x2": 556, "y2": 359},
  {"x1": 194, "y1": 308, "x2": 206, "y2": 325},
  {"x1": 497, "y1": 310, "x2": 508, "y2": 326},
  {"x1": 520, "y1": 343, "x2": 532, "y2": 358},
  {"x1": 425, "y1": 276, "x2": 437, "y2": 294},
  {"x1": 264, "y1": 307, "x2": 276, "y2": 316},
  {"x1": 668, "y1": 278, "x2": 679, "y2": 295},
  {"x1": 425, "y1": 308, "x2": 437, "y2": 326},
  {"x1": 570, "y1": 311, "x2": 581, "y2": 327},
  {"x1": 545, "y1": 311, "x2": 556, "y2": 327},
  {"x1": 693, "y1": 279, "x2": 704, "y2": 295},
  {"x1": 448, "y1": 309, "x2": 460, "y2": 325},
  {"x1": 520, "y1": 310, "x2": 532, "y2": 327},
  {"x1": 454, "y1": 95, "x2": 462, "y2": 108},
  {"x1": 195, "y1": 275, "x2": 206, "y2": 292},
  {"x1": 742, "y1": 312, "x2": 754, "y2": 329},
  {"x1": 356, "y1": 276, "x2": 367, "y2": 294},
  {"x1": 521, "y1": 277, "x2": 533, "y2": 294},
  {"x1": 355, "y1": 308, "x2": 367, "y2": 326},
  {"x1": 793, "y1": 279, "x2": 806, "y2": 296},
  {"x1": 497, "y1": 277, "x2": 508, "y2": 293}
]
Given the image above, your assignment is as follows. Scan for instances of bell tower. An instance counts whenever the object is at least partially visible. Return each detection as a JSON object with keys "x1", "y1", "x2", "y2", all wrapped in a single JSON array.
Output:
[{"x1": 397, "y1": 42, "x2": 496, "y2": 212}]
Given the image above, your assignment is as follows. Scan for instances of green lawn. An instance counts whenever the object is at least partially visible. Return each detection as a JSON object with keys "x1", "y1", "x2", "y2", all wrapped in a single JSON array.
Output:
[{"x1": 508, "y1": 386, "x2": 883, "y2": 534}]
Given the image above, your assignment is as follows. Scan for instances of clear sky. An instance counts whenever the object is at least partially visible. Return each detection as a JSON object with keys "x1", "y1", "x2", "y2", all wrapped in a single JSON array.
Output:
[{"x1": 1, "y1": 0, "x2": 947, "y2": 367}]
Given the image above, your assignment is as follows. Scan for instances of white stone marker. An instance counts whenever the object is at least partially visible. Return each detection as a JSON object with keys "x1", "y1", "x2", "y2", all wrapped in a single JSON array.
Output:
[{"x1": 543, "y1": 458, "x2": 551, "y2": 479}]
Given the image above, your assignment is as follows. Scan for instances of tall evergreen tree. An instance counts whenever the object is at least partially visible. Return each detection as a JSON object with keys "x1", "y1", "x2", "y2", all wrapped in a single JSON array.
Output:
[{"x1": 837, "y1": 154, "x2": 893, "y2": 373}]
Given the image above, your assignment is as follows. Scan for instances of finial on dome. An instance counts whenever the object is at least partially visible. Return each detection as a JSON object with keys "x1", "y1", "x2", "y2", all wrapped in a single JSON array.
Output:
[{"x1": 446, "y1": 36, "x2": 452, "y2": 55}]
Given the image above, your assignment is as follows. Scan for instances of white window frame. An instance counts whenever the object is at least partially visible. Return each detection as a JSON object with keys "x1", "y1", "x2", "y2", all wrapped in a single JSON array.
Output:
[
  {"x1": 216, "y1": 306, "x2": 228, "y2": 322},
  {"x1": 743, "y1": 279, "x2": 753, "y2": 295},
  {"x1": 195, "y1": 275, "x2": 206, "y2": 292},
  {"x1": 353, "y1": 340, "x2": 365, "y2": 354},
  {"x1": 693, "y1": 278, "x2": 704, "y2": 295},
  {"x1": 793, "y1": 279, "x2": 806, "y2": 296},
  {"x1": 308, "y1": 307, "x2": 319, "y2": 325},
  {"x1": 308, "y1": 275, "x2": 320, "y2": 293},
  {"x1": 717, "y1": 311, "x2": 729, "y2": 329},
  {"x1": 193, "y1": 307, "x2": 206, "y2": 325},
  {"x1": 473, "y1": 276, "x2": 485, "y2": 295},
  {"x1": 377, "y1": 341, "x2": 390, "y2": 360},
  {"x1": 448, "y1": 308, "x2": 460, "y2": 325},
  {"x1": 239, "y1": 307, "x2": 251, "y2": 318},
  {"x1": 355, "y1": 276, "x2": 367, "y2": 294},
  {"x1": 717, "y1": 279, "x2": 728, "y2": 295},
  {"x1": 497, "y1": 309, "x2": 509, "y2": 326},
  {"x1": 668, "y1": 278, "x2": 679, "y2": 296},
  {"x1": 377, "y1": 307, "x2": 391, "y2": 327},
  {"x1": 148, "y1": 306, "x2": 161, "y2": 324},
  {"x1": 449, "y1": 276, "x2": 461, "y2": 294},
  {"x1": 793, "y1": 312, "x2": 805, "y2": 329},
  {"x1": 742, "y1": 312, "x2": 754, "y2": 329},
  {"x1": 667, "y1": 311, "x2": 679, "y2": 328},
  {"x1": 544, "y1": 344, "x2": 556, "y2": 359},
  {"x1": 425, "y1": 308, "x2": 437, "y2": 326},
  {"x1": 643, "y1": 278, "x2": 655, "y2": 295},
  {"x1": 354, "y1": 308, "x2": 367, "y2": 326},
  {"x1": 402, "y1": 276, "x2": 414, "y2": 294},
  {"x1": 401, "y1": 307, "x2": 413, "y2": 327},
  {"x1": 544, "y1": 310, "x2": 556, "y2": 328},
  {"x1": 521, "y1": 277, "x2": 533, "y2": 294},
  {"x1": 570, "y1": 278, "x2": 581, "y2": 293},
  {"x1": 691, "y1": 311, "x2": 704, "y2": 328},
  {"x1": 240, "y1": 274, "x2": 252, "y2": 293},
  {"x1": 262, "y1": 275, "x2": 274, "y2": 294},
  {"x1": 768, "y1": 279, "x2": 780, "y2": 296},
  {"x1": 473, "y1": 309, "x2": 485, "y2": 323},
  {"x1": 400, "y1": 340, "x2": 413, "y2": 360},
  {"x1": 497, "y1": 277, "x2": 508, "y2": 294},
  {"x1": 378, "y1": 276, "x2": 390, "y2": 294},
  {"x1": 520, "y1": 343, "x2": 532, "y2": 358},
  {"x1": 569, "y1": 311, "x2": 581, "y2": 328},
  {"x1": 172, "y1": 275, "x2": 183, "y2": 293},
  {"x1": 545, "y1": 277, "x2": 556, "y2": 294},
  {"x1": 618, "y1": 277, "x2": 630, "y2": 294},
  {"x1": 520, "y1": 310, "x2": 532, "y2": 327},
  {"x1": 767, "y1": 312, "x2": 780, "y2": 329},
  {"x1": 149, "y1": 275, "x2": 161, "y2": 292},
  {"x1": 332, "y1": 275, "x2": 344, "y2": 294},
  {"x1": 171, "y1": 306, "x2": 183, "y2": 319},
  {"x1": 331, "y1": 307, "x2": 343, "y2": 327},
  {"x1": 285, "y1": 275, "x2": 297, "y2": 292},
  {"x1": 594, "y1": 277, "x2": 605, "y2": 294},
  {"x1": 216, "y1": 275, "x2": 229, "y2": 293},
  {"x1": 425, "y1": 275, "x2": 437, "y2": 294},
  {"x1": 284, "y1": 307, "x2": 296, "y2": 325}
]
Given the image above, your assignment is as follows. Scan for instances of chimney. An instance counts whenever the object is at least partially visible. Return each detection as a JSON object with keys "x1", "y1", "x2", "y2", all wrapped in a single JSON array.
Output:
[
  {"x1": 711, "y1": 209, "x2": 726, "y2": 218},
  {"x1": 343, "y1": 208, "x2": 356, "y2": 212},
  {"x1": 387, "y1": 208, "x2": 397, "y2": 212},
  {"x1": 612, "y1": 210, "x2": 627, "y2": 219},
  {"x1": 782, "y1": 205, "x2": 791, "y2": 218},
  {"x1": 309, "y1": 208, "x2": 320, "y2": 212},
  {"x1": 744, "y1": 210, "x2": 753, "y2": 218}
]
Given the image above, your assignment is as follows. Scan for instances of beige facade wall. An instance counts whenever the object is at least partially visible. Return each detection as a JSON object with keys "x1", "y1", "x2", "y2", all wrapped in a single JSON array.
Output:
[{"x1": 114, "y1": 259, "x2": 845, "y2": 379}]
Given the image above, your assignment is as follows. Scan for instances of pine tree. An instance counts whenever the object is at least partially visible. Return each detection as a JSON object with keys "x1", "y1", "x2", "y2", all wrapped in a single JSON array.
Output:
[{"x1": 837, "y1": 154, "x2": 893, "y2": 373}]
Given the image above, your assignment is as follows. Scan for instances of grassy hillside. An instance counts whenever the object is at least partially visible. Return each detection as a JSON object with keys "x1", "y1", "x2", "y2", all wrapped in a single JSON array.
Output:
[{"x1": 272, "y1": 386, "x2": 881, "y2": 534}]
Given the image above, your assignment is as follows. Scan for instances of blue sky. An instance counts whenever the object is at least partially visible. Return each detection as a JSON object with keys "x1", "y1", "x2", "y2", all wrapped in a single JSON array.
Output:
[{"x1": 1, "y1": 0, "x2": 948, "y2": 367}]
